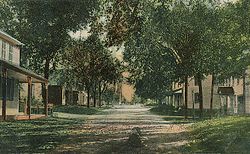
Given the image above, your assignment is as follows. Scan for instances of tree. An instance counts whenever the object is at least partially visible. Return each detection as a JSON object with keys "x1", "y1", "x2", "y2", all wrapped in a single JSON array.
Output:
[
  {"x1": 63, "y1": 34, "x2": 122, "y2": 107},
  {"x1": 124, "y1": 20, "x2": 177, "y2": 102},
  {"x1": 1, "y1": 0, "x2": 98, "y2": 106},
  {"x1": 124, "y1": 0, "x2": 237, "y2": 118},
  {"x1": 94, "y1": 0, "x2": 249, "y2": 117},
  {"x1": 149, "y1": 0, "x2": 242, "y2": 118}
]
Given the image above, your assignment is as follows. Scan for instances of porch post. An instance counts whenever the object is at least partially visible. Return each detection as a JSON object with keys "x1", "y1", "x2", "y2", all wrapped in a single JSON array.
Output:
[
  {"x1": 27, "y1": 77, "x2": 32, "y2": 120},
  {"x1": 2, "y1": 68, "x2": 7, "y2": 121},
  {"x1": 44, "y1": 83, "x2": 48, "y2": 116}
]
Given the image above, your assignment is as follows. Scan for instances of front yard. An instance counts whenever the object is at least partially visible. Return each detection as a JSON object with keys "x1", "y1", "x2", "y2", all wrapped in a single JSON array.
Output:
[{"x1": 0, "y1": 118, "x2": 85, "y2": 153}]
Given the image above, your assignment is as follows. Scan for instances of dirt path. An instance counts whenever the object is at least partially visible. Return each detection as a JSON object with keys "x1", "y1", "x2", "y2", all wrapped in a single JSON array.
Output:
[{"x1": 54, "y1": 105, "x2": 190, "y2": 153}]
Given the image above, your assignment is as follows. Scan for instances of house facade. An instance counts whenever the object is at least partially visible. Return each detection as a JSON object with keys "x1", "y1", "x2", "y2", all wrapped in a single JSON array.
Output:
[
  {"x1": 169, "y1": 74, "x2": 247, "y2": 114},
  {"x1": 0, "y1": 30, "x2": 48, "y2": 120}
]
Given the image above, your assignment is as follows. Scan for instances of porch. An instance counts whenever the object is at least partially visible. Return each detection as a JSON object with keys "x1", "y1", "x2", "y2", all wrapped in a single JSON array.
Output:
[{"x1": 0, "y1": 59, "x2": 49, "y2": 120}]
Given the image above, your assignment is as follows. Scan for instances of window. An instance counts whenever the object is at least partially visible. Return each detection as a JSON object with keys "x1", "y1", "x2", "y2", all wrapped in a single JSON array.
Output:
[
  {"x1": 194, "y1": 92, "x2": 199, "y2": 103},
  {"x1": 9, "y1": 45, "x2": 13, "y2": 62},
  {"x1": 229, "y1": 78, "x2": 232, "y2": 86},
  {"x1": 194, "y1": 77, "x2": 198, "y2": 86},
  {"x1": 7, "y1": 78, "x2": 15, "y2": 101},
  {"x1": 0, "y1": 78, "x2": 15, "y2": 101},
  {"x1": 2, "y1": 41, "x2": 6, "y2": 59},
  {"x1": 238, "y1": 96, "x2": 243, "y2": 104},
  {"x1": 32, "y1": 84, "x2": 35, "y2": 97}
]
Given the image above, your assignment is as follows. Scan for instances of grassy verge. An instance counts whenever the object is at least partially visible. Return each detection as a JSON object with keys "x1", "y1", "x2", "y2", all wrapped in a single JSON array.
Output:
[
  {"x1": 185, "y1": 116, "x2": 250, "y2": 153},
  {"x1": 150, "y1": 104, "x2": 181, "y2": 116},
  {"x1": 53, "y1": 105, "x2": 108, "y2": 115},
  {"x1": 150, "y1": 104, "x2": 221, "y2": 118},
  {"x1": 150, "y1": 104, "x2": 200, "y2": 124},
  {"x1": 0, "y1": 118, "x2": 85, "y2": 153}
]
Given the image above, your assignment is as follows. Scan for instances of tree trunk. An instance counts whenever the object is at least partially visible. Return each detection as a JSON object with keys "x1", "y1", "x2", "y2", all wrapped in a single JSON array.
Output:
[
  {"x1": 42, "y1": 58, "x2": 50, "y2": 114},
  {"x1": 197, "y1": 73, "x2": 203, "y2": 118},
  {"x1": 93, "y1": 81, "x2": 97, "y2": 107},
  {"x1": 87, "y1": 85, "x2": 90, "y2": 108},
  {"x1": 44, "y1": 58, "x2": 50, "y2": 79},
  {"x1": 243, "y1": 71, "x2": 246, "y2": 114},
  {"x1": 98, "y1": 81, "x2": 102, "y2": 107},
  {"x1": 184, "y1": 76, "x2": 188, "y2": 119},
  {"x1": 210, "y1": 75, "x2": 215, "y2": 117},
  {"x1": 225, "y1": 96, "x2": 228, "y2": 115}
]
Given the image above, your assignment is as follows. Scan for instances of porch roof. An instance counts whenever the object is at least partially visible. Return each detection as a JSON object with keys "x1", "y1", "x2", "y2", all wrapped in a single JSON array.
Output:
[
  {"x1": 1, "y1": 59, "x2": 48, "y2": 83},
  {"x1": 217, "y1": 87, "x2": 234, "y2": 95}
]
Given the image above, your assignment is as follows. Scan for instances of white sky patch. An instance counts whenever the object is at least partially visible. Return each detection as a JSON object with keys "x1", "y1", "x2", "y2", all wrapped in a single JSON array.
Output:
[{"x1": 69, "y1": 26, "x2": 91, "y2": 40}]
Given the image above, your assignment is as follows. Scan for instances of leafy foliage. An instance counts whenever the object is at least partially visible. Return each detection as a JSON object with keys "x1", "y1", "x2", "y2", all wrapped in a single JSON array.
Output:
[
  {"x1": 94, "y1": 0, "x2": 144, "y2": 47},
  {"x1": 63, "y1": 34, "x2": 122, "y2": 106},
  {"x1": 1, "y1": 0, "x2": 98, "y2": 78}
]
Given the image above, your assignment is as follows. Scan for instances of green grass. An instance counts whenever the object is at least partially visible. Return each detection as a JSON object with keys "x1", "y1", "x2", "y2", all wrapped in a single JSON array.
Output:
[
  {"x1": 53, "y1": 105, "x2": 107, "y2": 115},
  {"x1": 150, "y1": 104, "x2": 221, "y2": 118},
  {"x1": 150, "y1": 104, "x2": 180, "y2": 115},
  {"x1": 0, "y1": 118, "x2": 85, "y2": 153},
  {"x1": 185, "y1": 116, "x2": 250, "y2": 153},
  {"x1": 162, "y1": 116, "x2": 199, "y2": 124}
]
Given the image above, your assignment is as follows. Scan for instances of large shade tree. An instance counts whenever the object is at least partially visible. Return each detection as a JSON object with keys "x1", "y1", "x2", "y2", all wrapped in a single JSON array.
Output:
[
  {"x1": 123, "y1": 0, "x2": 221, "y2": 117},
  {"x1": 1, "y1": 0, "x2": 98, "y2": 81},
  {"x1": 0, "y1": 0, "x2": 99, "y2": 106}
]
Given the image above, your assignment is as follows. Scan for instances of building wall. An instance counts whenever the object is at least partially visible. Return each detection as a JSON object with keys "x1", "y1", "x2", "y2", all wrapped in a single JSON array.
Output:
[
  {"x1": 121, "y1": 83, "x2": 135, "y2": 103},
  {"x1": 245, "y1": 66, "x2": 250, "y2": 113},
  {"x1": 179, "y1": 75, "x2": 221, "y2": 109},
  {"x1": 0, "y1": 38, "x2": 20, "y2": 65},
  {"x1": 0, "y1": 100, "x2": 19, "y2": 115},
  {"x1": 172, "y1": 75, "x2": 244, "y2": 111},
  {"x1": 0, "y1": 83, "x2": 19, "y2": 115},
  {"x1": 77, "y1": 91, "x2": 87, "y2": 105},
  {"x1": 120, "y1": 72, "x2": 135, "y2": 103},
  {"x1": 13, "y1": 46, "x2": 20, "y2": 65}
]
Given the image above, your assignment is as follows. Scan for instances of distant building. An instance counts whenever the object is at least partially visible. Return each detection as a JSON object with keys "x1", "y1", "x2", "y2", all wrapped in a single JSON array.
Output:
[{"x1": 169, "y1": 74, "x2": 247, "y2": 114}]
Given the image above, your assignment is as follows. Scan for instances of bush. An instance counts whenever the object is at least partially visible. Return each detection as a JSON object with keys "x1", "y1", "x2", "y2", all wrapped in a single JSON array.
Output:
[
  {"x1": 53, "y1": 105, "x2": 100, "y2": 115},
  {"x1": 150, "y1": 104, "x2": 180, "y2": 115}
]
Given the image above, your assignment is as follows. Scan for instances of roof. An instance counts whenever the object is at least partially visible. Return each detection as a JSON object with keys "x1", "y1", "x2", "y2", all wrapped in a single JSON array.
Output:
[
  {"x1": 0, "y1": 30, "x2": 24, "y2": 46},
  {"x1": 173, "y1": 88, "x2": 182, "y2": 94},
  {"x1": 217, "y1": 87, "x2": 234, "y2": 95},
  {"x1": 1, "y1": 59, "x2": 48, "y2": 83}
]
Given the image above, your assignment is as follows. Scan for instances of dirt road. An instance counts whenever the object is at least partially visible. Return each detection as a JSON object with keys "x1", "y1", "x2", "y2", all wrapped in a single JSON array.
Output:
[{"x1": 54, "y1": 105, "x2": 190, "y2": 153}]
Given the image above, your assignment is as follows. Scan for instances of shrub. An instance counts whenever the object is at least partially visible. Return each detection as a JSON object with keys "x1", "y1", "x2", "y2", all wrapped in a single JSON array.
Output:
[{"x1": 53, "y1": 105, "x2": 100, "y2": 115}]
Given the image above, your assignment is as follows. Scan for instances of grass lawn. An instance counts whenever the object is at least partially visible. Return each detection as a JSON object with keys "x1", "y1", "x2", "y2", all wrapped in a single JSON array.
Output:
[
  {"x1": 0, "y1": 118, "x2": 85, "y2": 153},
  {"x1": 53, "y1": 105, "x2": 109, "y2": 115},
  {"x1": 185, "y1": 116, "x2": 250, "y2": 153}
]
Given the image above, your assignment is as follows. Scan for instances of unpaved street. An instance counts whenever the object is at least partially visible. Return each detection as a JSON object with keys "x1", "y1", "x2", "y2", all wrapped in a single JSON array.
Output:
[{"x1": 54, "y1": 105, "x2": 190, "y2": 153}]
